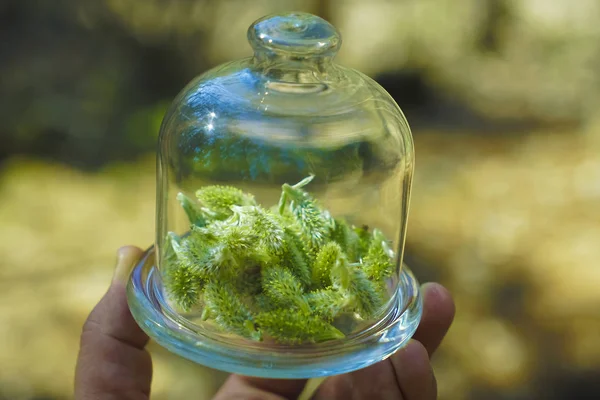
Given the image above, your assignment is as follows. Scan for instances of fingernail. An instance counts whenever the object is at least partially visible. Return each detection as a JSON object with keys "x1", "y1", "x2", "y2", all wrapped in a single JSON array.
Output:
[
  {"x1": 422, "y1": 282, "x2": 444, "y2": 298},
  {"x1": 112, "y1": 246, "x2": 143, "y2": 284}
]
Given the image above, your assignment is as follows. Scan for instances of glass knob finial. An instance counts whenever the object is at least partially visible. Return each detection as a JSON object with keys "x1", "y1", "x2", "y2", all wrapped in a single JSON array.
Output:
[{"x1": 248, "y1": 12, "x2": 341, "y2": 57}]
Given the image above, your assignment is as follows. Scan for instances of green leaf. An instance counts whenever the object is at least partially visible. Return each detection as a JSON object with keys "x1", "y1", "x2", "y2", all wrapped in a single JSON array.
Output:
[
  {"x1": 176, "y1": 192, "x2": 207, "y2": 227},
  {"x1": 291, "y1": 175, "x2": 315, "y2": 189},
  {"x1": 164, "y1": 232, "x2": 182, "y2": 266}
]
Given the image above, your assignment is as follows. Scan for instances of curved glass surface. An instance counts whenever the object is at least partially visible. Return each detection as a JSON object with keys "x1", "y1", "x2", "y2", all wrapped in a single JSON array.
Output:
[{"x1": 154, "y1": 12, "x2": 414, "y2": 347}]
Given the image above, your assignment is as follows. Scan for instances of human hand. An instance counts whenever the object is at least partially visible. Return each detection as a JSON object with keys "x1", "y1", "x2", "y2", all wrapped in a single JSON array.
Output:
[{"x1": 75, "y1": 246, "x2": 454, "y2": 400}]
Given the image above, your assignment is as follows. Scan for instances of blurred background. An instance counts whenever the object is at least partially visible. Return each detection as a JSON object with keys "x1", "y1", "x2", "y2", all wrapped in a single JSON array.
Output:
[{"x1": 1, "y1": 0, "x2": 600, "y2": 399}]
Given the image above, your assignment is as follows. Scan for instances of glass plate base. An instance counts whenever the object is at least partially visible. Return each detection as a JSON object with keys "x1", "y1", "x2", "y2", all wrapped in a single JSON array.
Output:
[{"x1": 127, "y1": 246, "x2": 423, "y2": 379}]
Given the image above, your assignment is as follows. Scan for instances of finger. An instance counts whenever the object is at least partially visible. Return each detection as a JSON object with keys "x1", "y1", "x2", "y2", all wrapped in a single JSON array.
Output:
[
  {"x1": 217, "y1": 283, "x2": 454, "y2": 400},
  {"x1": 309, "y1": 374, "x2": 353, "y2": 400},
  {"x1": 238, "y1": 376, "x2": 308, "y2": 399},
  {"x1": 312, "y1": 361, "x2": 402, "y2": 400},
  {"x1": 311, "y1": 282, "x2": 454, "y2": 399},
  {"x1": 390, "y1": 340, "x2": 436, "y2": 400},
  {"x1": 385, "y1": 283, "x2": 454, "y2": 399},
  {"x1": 412, "y1": 282, "x2": 455, "y2": 357},
  {"x1": 75, "y1": 246, "x2": 152, "y2": 400},
  {"x1": 214, "y1": 375, "x2": 307, "y2": 400},
  {"x1": 86, "y1": 246, "x2": 149, "y2": 349}
]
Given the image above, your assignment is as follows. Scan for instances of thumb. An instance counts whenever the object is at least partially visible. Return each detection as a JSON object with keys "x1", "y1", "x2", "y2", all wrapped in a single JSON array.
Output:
[
  {"x1": 74, "y1": 246, "x2": 152, "y2": 400},
  {"x1": 214, "y1": 375, "x2": 308, "y2": 400}
]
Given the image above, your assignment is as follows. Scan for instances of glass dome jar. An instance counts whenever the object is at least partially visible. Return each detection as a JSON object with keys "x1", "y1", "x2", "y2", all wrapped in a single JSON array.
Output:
[{"x1": 127, "y1": 11, "x2": 422, "y2": 378}]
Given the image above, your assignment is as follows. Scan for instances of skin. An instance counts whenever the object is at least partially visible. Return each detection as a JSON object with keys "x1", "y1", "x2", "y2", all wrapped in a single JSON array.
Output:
[{"x1": 75, "y1": 246, "x2": 455, "y2": 400}]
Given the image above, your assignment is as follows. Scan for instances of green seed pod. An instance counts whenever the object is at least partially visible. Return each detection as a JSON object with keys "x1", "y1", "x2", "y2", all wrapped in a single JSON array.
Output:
[
  {"x1": 204, "y1": 281, "x2": 261, "y2": 340},
  {"x1": 255, "y1": 309, "x2": 344, "y2": 344}
]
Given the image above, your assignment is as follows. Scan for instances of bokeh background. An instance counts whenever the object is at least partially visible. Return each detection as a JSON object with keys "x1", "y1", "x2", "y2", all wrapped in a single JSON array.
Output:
[{"x1": 1, "y1": 0, "x2": 600, "y2": 399}]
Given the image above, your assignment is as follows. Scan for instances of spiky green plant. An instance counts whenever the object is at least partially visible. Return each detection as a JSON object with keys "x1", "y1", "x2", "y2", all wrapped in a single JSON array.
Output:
[{"x1": 163, "y1": 176, "x2": 397, "y2": 345}]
